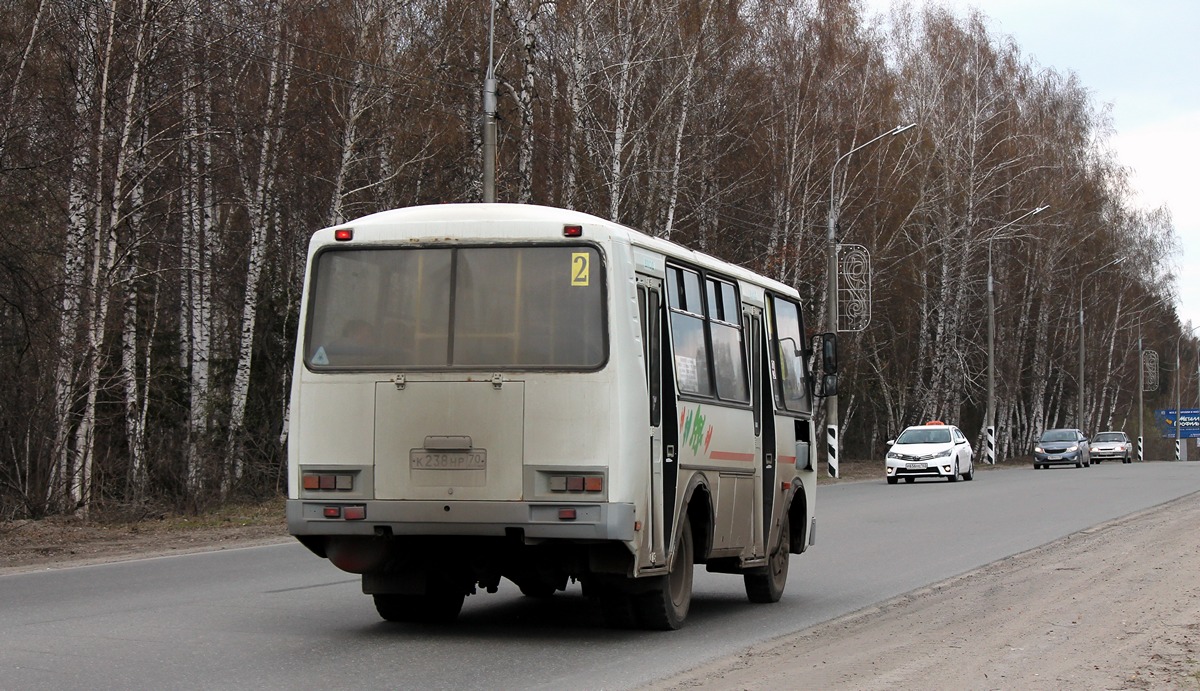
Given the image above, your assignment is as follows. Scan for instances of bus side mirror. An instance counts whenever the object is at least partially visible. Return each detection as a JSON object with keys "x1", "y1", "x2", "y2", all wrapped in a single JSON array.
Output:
[
  {"x1": 820, "y1": 373, "x2": 838, "y2": 397},
  {"x1": 810, "y1": 332, "x2": 838, "y2": 398},
  {"x1": 811, "y1": 332, "x2": 837, "y2": 374}
]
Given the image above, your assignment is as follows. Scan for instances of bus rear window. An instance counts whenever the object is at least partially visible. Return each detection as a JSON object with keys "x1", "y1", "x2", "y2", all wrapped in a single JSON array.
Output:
[{"x1": 305, "y1": 245, "x2": 605, "y2": 370}]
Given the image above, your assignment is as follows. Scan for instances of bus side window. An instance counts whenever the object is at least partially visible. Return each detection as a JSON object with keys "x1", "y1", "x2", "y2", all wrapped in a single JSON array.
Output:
[
  {"x1": 707, "y1": 278, "x2": 749, "y2": 402},
  {"x1": 666, "y1": 266, "x2": 713, "y2": 396},
  {"x1": 638, "y1": 285, "x2": 662, "y2": 426},
  {"x1": 769, "y1": 295, "x2": 809, "y2": 413},
  {"x1": 744, "y1": 311, "x2": 762, "y2": 435}
]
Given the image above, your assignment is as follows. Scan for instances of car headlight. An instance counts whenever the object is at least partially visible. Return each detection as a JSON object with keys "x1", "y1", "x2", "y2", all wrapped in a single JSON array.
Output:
[
  {"x1": 933, "y1": 449, "x2": 951, "y2": 459},
  {"x1": 886, "y1": 451, "x2": 901, "y2": 459},
  {"x1": 1066, "y1": 444, "x2": 1078, "y2": 452},
  {"x1": 1034, "y1": 446, "x2": 1044, "y2": 454}
]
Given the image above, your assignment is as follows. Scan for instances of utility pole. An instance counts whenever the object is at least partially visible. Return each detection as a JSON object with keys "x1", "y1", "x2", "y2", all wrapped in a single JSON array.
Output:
[
  {"x1": 482, "y1": 0, "x2": 497, "y2": 203},
  {"x1": 985, "y1": 205, "x2": 1047, "y2": 464},
  {"x1": 825, "y1": 123, "x2": 915, "y2": 477},
  {"x1": 1078, "y1": 257, "x2": 1125, "y2": 431},
  {"x1": 1176, "y1": 326, "x2": 1200, "y2": 460},
  {"x1": 1138, "y1": 333, "x2": 1144, "y2": 462}
]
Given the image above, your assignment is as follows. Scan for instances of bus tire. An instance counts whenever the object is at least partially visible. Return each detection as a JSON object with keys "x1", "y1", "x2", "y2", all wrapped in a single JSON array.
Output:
[
  {"x1": 634, "y1": 515, "x2": 694, "y2": 630},
  {"x1": 373, "y1": 589, "x2": 464, "y2": 624},
  {"x1": 744, "y1": 516, "x2": 789, "y2": 603}
]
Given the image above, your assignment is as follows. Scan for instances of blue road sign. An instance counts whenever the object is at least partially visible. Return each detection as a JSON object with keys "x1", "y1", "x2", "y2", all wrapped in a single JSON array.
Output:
[{"x1": 1155, "y1": 409, "x2": 1200, "y2": 439}]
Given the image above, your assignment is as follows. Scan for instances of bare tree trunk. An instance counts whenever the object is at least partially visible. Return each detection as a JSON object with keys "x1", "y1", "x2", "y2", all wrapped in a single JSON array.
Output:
[
  {"x1": 50, "y1": 5, "x2": 99, "y2": 511},
  {"x1": 73, "y1": 0, "x2": 152, "y2": 516},
  {"x1": 0, "y1": 0, "x2": 48, "y2": 161},
  {"x1": 661, "y1": 0, "x2": 712, "y2": 239},
  {"x1": 180, "y1": 1, "x2": 216, "y2": 497},
  {"x1": 502, "y1": 0, "x2": 548, "y2": 204},
  {"x1": 121, "y1": 121, "x2": 150, "y2": 499},
  {"x1": 226, "y1": 10, "x2": 293, "y2": 496}
]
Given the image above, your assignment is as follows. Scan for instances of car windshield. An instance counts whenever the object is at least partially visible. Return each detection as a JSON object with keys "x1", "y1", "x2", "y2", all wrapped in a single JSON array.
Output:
[
  {"x1": 896, "y1": 428, "x2": 951, "y2": 444},
  {"x1": 1040, "y1": 430, "x2": 1076, "y2": 442},
  {"x1": 1093, "y1": 433, "x2": 1125, "y2": 442}
]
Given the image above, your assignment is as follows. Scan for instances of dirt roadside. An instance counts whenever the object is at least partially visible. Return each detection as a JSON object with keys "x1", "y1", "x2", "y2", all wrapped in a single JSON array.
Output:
[
  {"x1": 0, "y1": 499, "x2": 291, "y2": 576},
  {"x1": 647, "y1": 490, "x2": 1200, "y2": 690}
]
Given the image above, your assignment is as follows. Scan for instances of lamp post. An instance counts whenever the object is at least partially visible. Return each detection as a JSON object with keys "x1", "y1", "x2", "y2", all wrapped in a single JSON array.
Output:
[
  {"x1": 985, "y1": 205, "x2": 1048, "y2": 464},
  {"x1": 1175, "y1": 325, "x2": 1200, "y2": 460},
  {"x1": 1078, "y1": 256, "x2": 1126, "y2": 431},
  {"x1": 1138, "y1": 329, "x2": 1144, "y2": 461},
  {"x1": 825, "y1": 123, "x2": 915, "y2": 478},
  {"x1": 481, "y1": 0, "x2": 498, "y2": 202}
]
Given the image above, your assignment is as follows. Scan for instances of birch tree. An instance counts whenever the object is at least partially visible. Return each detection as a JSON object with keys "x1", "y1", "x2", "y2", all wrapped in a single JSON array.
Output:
[{"x1": 226, "y1": 1, "x2": 294, "y2": 496}]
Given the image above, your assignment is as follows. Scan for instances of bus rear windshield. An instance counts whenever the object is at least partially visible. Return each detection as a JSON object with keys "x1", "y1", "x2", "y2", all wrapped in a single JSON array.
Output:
[{"x1": 305, "y1": 245, "x2": 606, "y2": 370}]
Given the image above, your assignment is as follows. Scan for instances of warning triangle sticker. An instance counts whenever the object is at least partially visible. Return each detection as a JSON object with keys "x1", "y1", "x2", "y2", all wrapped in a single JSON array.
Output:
[{"x1": 312, "y1": 346, "x2": 329, "y2": 365}]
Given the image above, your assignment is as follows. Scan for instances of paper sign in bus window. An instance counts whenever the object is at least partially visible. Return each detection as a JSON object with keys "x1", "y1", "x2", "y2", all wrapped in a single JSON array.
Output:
[{"x1": 571, "y1": 252, "x2": 590, "y2": 286}]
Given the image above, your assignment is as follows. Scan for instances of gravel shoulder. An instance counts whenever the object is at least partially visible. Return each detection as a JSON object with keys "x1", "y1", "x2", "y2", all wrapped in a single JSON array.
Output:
[{"x1": 647, "y1": 490, "x2": 1200, "y2": 690}]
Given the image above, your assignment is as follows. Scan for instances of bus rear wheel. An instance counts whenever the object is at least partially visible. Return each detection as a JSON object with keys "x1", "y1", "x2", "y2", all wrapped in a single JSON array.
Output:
[
  {"x1": 744, "y1": 517, "x2": 790, "y2": 603},
  {"x1": 634, "y1": 515, "x2": 694, "y2": 630}
]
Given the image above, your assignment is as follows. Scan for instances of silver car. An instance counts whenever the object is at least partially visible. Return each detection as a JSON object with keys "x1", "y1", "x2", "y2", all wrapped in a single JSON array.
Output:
[{"x1": 1090, "y1": 431, "x2": 1133, "y2": 464}]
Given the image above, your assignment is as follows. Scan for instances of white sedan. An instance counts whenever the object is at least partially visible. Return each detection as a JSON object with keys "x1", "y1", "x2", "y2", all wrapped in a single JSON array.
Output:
[{"x1": 885, "y1": 422, "x2": 975, "y2": 484}]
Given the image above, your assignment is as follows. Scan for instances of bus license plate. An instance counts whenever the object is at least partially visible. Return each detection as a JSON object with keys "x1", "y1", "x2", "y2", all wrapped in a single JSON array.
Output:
[
  {"x1": 410, "y1": 450, "x2": 487, "y2": 470},
  {"x1": 905, "y1": 462, "x2": 927, "y2": 470}
]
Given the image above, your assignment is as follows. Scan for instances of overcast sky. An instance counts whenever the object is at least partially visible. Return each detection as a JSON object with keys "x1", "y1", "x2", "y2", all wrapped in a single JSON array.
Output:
[{"x1": 864, "y1": 0, "x2": 1200, "y2": 328}]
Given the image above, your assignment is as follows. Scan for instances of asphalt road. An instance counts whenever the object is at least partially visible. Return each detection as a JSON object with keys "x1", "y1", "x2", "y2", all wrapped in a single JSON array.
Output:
[{"x1": 3, "y1": 461, "x2": 1199, "y2": 690}]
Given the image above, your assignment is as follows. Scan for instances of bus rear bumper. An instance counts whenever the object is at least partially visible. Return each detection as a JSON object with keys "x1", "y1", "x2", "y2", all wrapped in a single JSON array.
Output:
[{"x1": 286, "y1": 499, "x2": 637, "y2": 542}]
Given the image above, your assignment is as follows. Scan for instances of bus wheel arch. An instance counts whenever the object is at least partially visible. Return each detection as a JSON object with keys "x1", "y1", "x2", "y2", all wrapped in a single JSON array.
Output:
[
  {"x1": 786, "y1": 482, "x2": 810, "y2": 554},
  {"x1": 633, "y1": 512, "x2": 695, "y2": 630},
  {"x1": 680, "y1": 476, "x2": 714, "y2": 563}
]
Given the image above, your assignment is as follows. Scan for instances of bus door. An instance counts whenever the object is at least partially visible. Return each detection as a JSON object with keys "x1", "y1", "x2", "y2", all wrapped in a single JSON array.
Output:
[
  {"x1": 637, "y1": 277, "x2": 669, "y2": 567},
  {"x1": 745, "y1": 306, "x2": 775, "y2": 556}
]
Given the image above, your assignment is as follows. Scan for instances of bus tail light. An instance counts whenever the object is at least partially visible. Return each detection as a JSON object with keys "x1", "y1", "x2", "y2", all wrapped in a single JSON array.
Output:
[
  {"x1": 322, "y1": 505, "x2": 365, "y2": 520},
  {"x1": 303, "y1": 472, "x2": 354, "y2": 491},
  {"x1": 558, "y1": 508, "x2": 577, "y2": 520},
  {"x1": 562, "y1": 224, "x2": 583, "y2": 237},
  {"x1": 548, "y1": 474, "x2": 603, "y2": 493},
  {"x1": 335, "y1": 228, "x2": 353, "y2": 241}
]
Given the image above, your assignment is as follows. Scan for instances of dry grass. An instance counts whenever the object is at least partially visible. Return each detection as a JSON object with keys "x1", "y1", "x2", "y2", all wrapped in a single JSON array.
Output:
[{"x1": 0, "y1": 497, "x2": 289, "y2": 573}]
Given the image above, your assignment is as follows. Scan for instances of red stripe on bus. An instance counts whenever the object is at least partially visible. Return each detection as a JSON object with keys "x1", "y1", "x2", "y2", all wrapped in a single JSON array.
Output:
[
  {"x1": 779, "y1": 455, "x2": 796, "y2": 464},
  {"x1": 709, "y1": 451, "x2": 755, "y2": 462}
]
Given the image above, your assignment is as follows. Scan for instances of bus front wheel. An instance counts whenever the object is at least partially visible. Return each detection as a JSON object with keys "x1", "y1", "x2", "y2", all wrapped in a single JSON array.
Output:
[{"x1": 634, "y1": 514, "x2": 694, "y2": 630}]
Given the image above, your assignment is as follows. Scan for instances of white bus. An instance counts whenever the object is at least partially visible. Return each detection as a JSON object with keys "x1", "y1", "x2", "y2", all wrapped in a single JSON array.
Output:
[{"x1": 286, "y1": 203, "x2": 835, "y2": 629}]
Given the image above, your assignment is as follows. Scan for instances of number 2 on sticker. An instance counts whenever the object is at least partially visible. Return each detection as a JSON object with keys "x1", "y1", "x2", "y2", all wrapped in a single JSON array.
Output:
[{"x1": 571, "y1": 252, "x2": 590, "y2": 286}]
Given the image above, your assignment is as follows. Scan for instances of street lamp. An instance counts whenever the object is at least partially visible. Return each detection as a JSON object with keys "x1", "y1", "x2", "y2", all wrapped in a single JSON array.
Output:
[
  {"x1": 1078, "y1": 256, "x2": 1127, "y2": 431},
  {"x1": 1175, "y1": 325, "x2": 1200, "y2": 460},
  {"x1": 825, "y1": 123, "x2": 915, "y2": 478},
  {"x1": 985, "y1": 205, "x2": 1048, "y2": 464},
  {"x1": 481, "y1": 0, "x2": 498, "y2": 202}
]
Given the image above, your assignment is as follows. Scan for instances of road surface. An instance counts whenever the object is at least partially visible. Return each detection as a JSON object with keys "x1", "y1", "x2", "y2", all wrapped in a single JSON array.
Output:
[{"x1": 2, "y1": 461, "x2": 1198, "y2": 689}]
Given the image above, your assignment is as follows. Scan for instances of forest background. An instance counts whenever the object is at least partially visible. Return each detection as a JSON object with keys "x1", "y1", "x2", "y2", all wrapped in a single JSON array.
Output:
[{"x1": 0, "y1": 0, "x2": 1195, "y2": 519}]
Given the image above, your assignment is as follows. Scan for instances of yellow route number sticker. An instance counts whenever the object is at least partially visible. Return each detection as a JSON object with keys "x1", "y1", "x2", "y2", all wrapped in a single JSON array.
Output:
[{"x1": 571, "y1": 252, "x2": 590, "y2": 287}]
